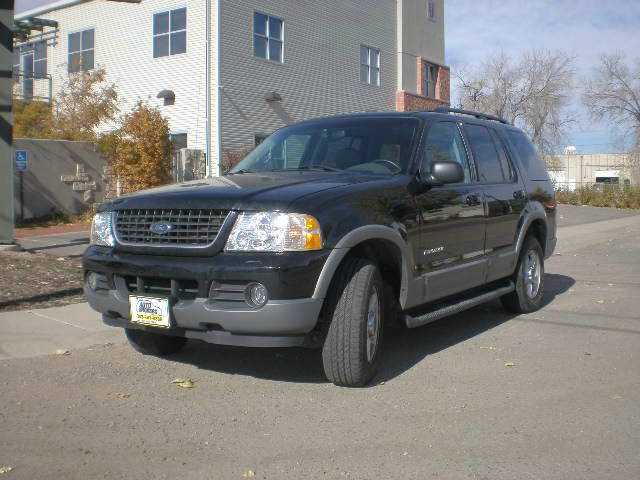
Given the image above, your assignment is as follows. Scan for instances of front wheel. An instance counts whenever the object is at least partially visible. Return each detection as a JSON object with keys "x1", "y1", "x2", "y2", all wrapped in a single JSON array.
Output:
[
  {"x1": 501, "y1": 236, "x2": 545, "y2": 313},
  {"x1": 125, "y1": 329, "x2": 187, "y2": 356},
  {"x1": 322, "y1": 258, "x2": 384, "y2": 387}
]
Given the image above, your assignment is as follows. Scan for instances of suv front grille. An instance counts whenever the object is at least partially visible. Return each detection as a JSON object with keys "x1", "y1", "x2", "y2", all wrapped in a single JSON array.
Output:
[{"x1": 114, "y1": 209, "x2": 229, "y2": 247}]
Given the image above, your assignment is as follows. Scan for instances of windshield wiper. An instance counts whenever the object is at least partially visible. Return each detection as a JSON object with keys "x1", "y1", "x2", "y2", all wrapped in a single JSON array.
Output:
[
  {"x1": 228, "y1": 169, "x2": 253, "y2": 174},
  {"x1": 270, "y1": 166, "x2": 343, "y2": 172}
]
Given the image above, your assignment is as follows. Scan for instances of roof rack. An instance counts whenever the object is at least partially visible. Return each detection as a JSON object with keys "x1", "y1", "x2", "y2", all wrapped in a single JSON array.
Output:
[{"x1": 433, "y1": 107, "x2": 510, "y2": 125}]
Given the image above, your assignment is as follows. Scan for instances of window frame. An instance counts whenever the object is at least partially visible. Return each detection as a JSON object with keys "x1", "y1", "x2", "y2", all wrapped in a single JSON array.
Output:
[
  {"x1": 360, "y1": 45, "x2": 381, "y2": 87},
  {"x1": 67, "y1": 28, "x2": 95, "y2": 73},
  {"x1": 427, "y1": 0, "x2": 436, "y2": 22},
  {"x1": 153, "y1": 7, "x2": 187, "y2": 59},
  {"x1": 253, "y1": 12, "x2": 284, "y2": 63},
  {"x1": 489, "y1": 128, "x2": 518, "y2": 183},
  {"x1": 423, "y1": 61, "x2": 439, "y2": 98}
]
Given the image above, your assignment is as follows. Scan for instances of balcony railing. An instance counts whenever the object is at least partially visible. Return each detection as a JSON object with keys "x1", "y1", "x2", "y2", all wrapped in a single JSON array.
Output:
[{"x1": 12, "y1": 71, "x2": 52, "y2": 103}]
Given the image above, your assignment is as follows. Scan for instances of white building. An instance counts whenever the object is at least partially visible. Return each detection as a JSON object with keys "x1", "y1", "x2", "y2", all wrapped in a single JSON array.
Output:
[{"x1": 14, "y1": 0, "x2": 449, "y2": 175}]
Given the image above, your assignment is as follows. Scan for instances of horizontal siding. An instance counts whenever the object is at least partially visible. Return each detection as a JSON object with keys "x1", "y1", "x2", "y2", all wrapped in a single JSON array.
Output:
[
  {"x1": 219, "y1": 0, "x2": 398, "y2": 153},
  {"x1": 32, "y1": 0, "x2": 210, "y2": 152}
]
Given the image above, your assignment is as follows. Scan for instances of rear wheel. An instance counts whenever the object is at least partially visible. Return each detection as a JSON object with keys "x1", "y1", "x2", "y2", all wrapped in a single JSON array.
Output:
[
  {"x1": 322, "y1": 258, "x2": 384, "y2": 387},
  {"x1": 125, "y1": 329, "x2": 187, "y2": 356},
  {"x1": 501, "y1": 236, "x2": 545, "y2": 313}
]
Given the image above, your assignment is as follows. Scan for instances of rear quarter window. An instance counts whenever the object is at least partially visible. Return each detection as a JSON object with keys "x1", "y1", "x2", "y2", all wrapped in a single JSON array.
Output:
[{"x1": 505, "y1": 130, "x2": 549, "y2": 181}]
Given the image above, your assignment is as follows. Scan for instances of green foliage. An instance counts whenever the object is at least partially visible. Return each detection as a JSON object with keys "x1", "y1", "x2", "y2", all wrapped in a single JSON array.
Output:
[{"x1": 556, "y1": 185, "x2": 640, "y2": 209}]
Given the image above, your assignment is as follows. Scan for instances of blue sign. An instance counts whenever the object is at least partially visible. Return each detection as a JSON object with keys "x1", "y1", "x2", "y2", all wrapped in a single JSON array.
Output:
[{"x1": 15, "y1": 150, "x2": 28, "y2": 172}]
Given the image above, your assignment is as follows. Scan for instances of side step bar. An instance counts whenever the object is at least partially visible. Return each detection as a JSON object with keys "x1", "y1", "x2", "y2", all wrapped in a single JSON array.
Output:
[{"x1": 403, "y1": 281, "x2": 515, "y2": 329}]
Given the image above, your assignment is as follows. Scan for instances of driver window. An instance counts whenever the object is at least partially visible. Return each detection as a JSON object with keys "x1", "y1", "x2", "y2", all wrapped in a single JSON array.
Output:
[{"x1": 422, "y1": 122, "x2": 471, "y2": 183}]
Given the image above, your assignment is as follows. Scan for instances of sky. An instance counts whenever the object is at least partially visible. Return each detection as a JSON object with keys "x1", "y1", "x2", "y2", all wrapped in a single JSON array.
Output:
[
  {"x1": 16, "y1": 0, "x2": 640, "y2": 153},
  {"x1": 446, "y1": 0, "x2": 640, "y2": 153}
]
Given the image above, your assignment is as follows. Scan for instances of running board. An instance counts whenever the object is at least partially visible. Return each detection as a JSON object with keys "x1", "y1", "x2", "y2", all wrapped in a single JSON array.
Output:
[{"x1": 403, "y1": 281, "x2": 515, "y2": 329}]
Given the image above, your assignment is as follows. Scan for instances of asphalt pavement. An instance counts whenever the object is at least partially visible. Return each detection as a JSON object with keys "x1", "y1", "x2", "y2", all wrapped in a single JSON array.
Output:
[{"x1": 0, "y1": 205, "x2": 639, "y2": 479}]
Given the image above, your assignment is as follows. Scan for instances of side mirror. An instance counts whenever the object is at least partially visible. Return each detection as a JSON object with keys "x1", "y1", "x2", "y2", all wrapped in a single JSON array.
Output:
[{"x1": 423, "y1": 161, "x2": 464, "y2": 186}]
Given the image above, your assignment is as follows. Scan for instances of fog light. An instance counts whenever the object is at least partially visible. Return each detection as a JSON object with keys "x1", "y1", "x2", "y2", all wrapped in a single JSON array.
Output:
[
  {"x1": 245, "y1": 282, "x2": 268, "y2": 308},
  {"x1": 87, "y1": 272, "x2": 99, "y2": 291}
]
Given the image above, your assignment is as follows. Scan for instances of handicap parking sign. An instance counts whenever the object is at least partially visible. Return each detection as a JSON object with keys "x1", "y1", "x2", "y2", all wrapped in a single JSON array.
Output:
[{"x1": 15, "y1": 150, "x2": 28, "y2": 172}]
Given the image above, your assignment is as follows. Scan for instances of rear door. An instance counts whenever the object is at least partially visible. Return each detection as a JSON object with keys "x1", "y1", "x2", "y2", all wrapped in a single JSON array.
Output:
[
  {"x1": 463, "y1": 123, "x2": 526, "y2": 282},
  {"x1": 415, "y1": 121, "x2": 486, "y2": 302}
]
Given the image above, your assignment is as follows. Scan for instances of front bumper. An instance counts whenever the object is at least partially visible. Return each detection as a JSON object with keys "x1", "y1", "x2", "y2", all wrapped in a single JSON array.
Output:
[{"x1": 83, "y1": 246, "x2": 328, "y2": 347}]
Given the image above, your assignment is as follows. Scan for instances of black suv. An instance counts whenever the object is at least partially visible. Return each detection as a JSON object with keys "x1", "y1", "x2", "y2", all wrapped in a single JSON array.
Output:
[{"x1": 84, "y1": 108, "x2": 557, "y2": 387}]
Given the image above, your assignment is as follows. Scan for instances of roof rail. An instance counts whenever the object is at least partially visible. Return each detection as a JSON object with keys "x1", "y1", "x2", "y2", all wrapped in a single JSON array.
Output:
[{"x1": 433, "y1": 107, "x2": 510, "y2": 125}]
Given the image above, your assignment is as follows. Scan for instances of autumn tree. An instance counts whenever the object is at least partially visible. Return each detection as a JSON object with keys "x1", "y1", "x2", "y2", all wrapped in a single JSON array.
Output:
[
  {"x1": 455, "y1": 50, "x2": 575, "y2": 169},
  {"x1": 111, "y1": 102, "x2": 173, "y2": 194},
  {"x1": 582, "y1": 52, "x2": 640, "y2": 182},
  {"x1": 13, "y1": 100, "x2": 53, "y2": 138},
  {"x1": 49, "y1": 68, "x2": 119, "y2": 141}
]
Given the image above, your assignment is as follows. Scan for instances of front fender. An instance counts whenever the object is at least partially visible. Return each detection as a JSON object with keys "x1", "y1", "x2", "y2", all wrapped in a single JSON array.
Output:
[{"x1": 312, "y1": 225, "x2": 416, "y2": 309}]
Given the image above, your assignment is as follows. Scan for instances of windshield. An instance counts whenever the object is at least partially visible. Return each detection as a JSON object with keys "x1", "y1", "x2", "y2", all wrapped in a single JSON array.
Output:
[{"x1": 229, "y1": 117, "x2": 420, "y2": 175}]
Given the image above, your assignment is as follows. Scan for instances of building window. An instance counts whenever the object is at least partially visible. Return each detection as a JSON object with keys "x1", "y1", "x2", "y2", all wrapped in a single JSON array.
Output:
[
  {"x1": 253, "y1": 12, "x2": 283, "y2": 63},
  {"x1": 170, "y1": 132, "x2": 188, "y2": 150},
  {"x1": 254, "y1": 134, "x2": 268, "y2": 146},
  {"x1": 360, "y1": 45, "x2": 380, "y2": 86},
  {"x1": 427, "y1": 0, "x2": 436, "y2": 21},
  {"x1": 154, "y1": 7, "x2": 187, "y2": 58},
  {"x1": 423, "y1": 61, "x2": 439, "y2": 98},
  {"x1": 68, "y1": 29, "x2": 94, "y2": 73}
]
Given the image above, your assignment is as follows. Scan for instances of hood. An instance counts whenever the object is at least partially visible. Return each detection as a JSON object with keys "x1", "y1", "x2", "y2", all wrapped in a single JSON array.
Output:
[{"x1": 103, "y1": 171, "x2": 388, "y2": 212}]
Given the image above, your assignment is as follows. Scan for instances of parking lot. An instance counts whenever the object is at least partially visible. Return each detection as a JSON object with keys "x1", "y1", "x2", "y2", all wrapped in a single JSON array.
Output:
[{"x1": 1, "y1": 204, "x2": 639, "y2": 479}]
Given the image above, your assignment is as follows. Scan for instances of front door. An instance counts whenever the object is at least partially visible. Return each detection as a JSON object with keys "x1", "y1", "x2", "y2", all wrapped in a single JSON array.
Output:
[{"x1": 414, "y1": 121, "x2": 486, "y2": 302}]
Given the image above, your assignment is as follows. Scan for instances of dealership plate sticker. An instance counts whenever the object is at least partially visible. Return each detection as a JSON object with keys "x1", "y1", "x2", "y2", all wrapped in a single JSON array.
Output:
[{"x1": 129, "y1": 296, "x2": 171, "y2": 328}]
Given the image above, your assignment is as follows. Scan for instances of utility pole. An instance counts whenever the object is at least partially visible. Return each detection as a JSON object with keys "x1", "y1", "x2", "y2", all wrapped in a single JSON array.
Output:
[{"x1": 0, "y1": 1, "x2": 15, "y2": 249}]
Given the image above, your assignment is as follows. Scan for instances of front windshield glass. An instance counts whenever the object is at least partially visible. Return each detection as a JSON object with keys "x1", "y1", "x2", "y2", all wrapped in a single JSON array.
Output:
[{"x1": 229, "y1": 117, "x2": 420, "y2": 175}]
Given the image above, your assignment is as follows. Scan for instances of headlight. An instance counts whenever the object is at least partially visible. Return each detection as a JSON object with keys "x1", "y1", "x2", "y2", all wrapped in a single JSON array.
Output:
[
  {"x1": 90, "y1": 212, "x2": 115, "y2": 247},
  {"x1": 225, "y1": 212, "x2": 322, "y2": 252}
]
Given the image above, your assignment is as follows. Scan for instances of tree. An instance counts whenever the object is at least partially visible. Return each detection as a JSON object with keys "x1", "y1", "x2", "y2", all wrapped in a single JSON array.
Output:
[
  {"x1": 455, "y1": 50, "x2": 575, "y2": 169},
  {"x1": 582, "y1": 52, "x2": 640, "y2": 182},
  {"x1": 49, "y1": 68, "x2": 119, "y2": 141},
  {"x1": 13, "y1": 100, "x2": 54, "y2": 139},
  {"x1": 111, "y1": 102, "x2": 173, "y2": 194}
]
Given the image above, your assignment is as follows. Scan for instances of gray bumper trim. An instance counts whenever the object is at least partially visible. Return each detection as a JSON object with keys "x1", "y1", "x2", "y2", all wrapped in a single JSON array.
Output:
[{"x1": 85, "y1": 286, "x2": 323, "y2": 347}]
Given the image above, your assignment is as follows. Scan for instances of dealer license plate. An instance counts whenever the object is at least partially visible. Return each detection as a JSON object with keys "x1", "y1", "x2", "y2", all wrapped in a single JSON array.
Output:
[{"x1": 129, "y1": 295, "x2": 171, "y2": 328}]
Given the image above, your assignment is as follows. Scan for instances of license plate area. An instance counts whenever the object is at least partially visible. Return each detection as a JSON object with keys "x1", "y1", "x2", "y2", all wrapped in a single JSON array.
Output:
[{"x1": 129, "y1": 295, "x2": 171, "y2": 328}]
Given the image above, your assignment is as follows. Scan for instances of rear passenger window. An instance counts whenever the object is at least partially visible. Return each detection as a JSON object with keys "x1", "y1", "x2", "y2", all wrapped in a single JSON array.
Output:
[
  {"x1": 464, "y1": 124, "x2": 505, "y2": 183},
  {"x1": 490, "y1": 130, "x2": 516, "y2": 182},
  {"x1": 422, "y1": 122, "x2": 471, "y2": 183},
  {"x1": 505, "y1": 130, "x2": 549, "y2": 181}
]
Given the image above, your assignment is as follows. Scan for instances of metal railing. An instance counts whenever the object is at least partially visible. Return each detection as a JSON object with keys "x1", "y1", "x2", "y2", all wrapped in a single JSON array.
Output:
[{"x1": 12, "y1": 72, "x2": 53, "y2": 103}]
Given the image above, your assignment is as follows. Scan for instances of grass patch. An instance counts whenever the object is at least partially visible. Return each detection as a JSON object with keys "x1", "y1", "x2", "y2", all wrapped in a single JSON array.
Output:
[
  {"x1": 556, "y1": 185, "x2": 640, "y2": 209},
  {"x1": 16, "y1": 209, "x2": 94, "y2": 229}
]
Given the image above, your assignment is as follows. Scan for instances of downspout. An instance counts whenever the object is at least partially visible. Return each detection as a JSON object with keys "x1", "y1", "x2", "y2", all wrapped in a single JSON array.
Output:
[
  {"x1": 214, "y1": 0, "x2": 222, "y2": 176},
  {"x1": 204, "y1": 0, "x2": 211, "y2": 176}
]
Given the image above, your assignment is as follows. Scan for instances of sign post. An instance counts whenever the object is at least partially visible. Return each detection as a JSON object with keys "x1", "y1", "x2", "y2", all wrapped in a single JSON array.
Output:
[{"x1": 15, "y1": 150, "x2": 27, "y2": 223}]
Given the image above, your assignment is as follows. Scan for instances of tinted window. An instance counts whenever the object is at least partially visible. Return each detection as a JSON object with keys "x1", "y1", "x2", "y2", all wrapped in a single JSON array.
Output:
[
  {"x1": 505, "y1": 130, "x2": 549, "y2": 181},
  {"x1": 490, "y1": 130, "x2": 516, "y2": 182},
  {"x1": 464, "y1": 125, "x2": 505, "y2": 183},
  {"x1": 422, "y1": 122, "x2": 471, "y2": 183}
]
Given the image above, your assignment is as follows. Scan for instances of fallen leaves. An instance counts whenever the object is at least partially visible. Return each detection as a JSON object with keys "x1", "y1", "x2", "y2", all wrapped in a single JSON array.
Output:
[
  {"x1": 611, "y1": 395, "x2": 623, "y2": 400},
  {"x1": 55, "y1": 349, "x2": 70, "y2": 356},
  {"x1": 115, "y1": 392, "x2": 130, "y2": 399},
  {"x1": 242, "y1": 470, "x2": 256, "y2": 478},
  {"x1": 595, "y1": 300, "x2": 605, "y2": 304},
  {"x1": 505, "y1": 361, "x2": 516, "y2": 367},
  {"x1": 171, "y1": 378, "x2": 195, "y2": 389},
  {"x1": 0, "y1": 466, "x2": 13, "y2": 474}
]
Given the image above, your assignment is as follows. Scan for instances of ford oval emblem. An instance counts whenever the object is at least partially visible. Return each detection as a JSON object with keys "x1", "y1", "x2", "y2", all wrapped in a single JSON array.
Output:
[{"x1": 150, "y1": 222, "x2": 173, "y2": 235}]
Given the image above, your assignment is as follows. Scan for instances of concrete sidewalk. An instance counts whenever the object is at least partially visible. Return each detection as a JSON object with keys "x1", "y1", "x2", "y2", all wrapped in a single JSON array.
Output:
[{"x1": 0, "y1": 302, "x2": 123, "y2": 359}]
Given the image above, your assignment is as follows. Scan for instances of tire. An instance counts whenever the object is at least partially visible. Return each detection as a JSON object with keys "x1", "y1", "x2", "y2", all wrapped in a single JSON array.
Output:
[
  {"x1": 322, "y1": 258, "x2": 385, "y2": 387},
  {"x1": 125, "y1": 328, "x2": 188, "y2": 356},
  {"x1": 501, "y1": 236, "x2": 545, "y2": 313}
]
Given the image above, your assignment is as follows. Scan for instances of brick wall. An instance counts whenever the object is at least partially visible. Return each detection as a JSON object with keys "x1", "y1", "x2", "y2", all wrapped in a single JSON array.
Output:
[{"x1": 397, "y1": 57, "x2": 449, "y2": 111}]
